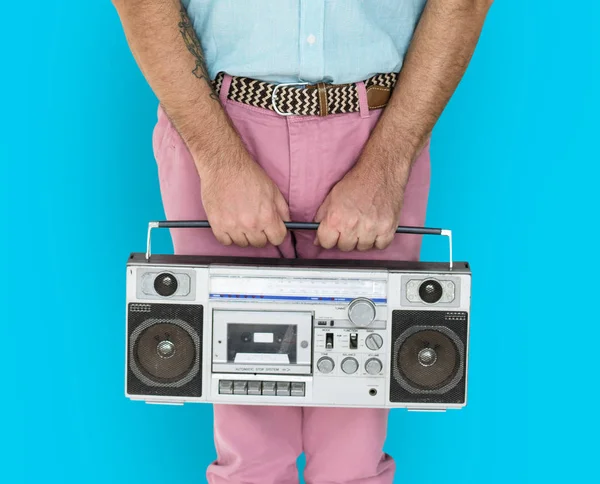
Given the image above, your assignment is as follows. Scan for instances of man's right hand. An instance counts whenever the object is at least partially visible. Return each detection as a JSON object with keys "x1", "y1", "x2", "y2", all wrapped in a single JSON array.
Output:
[
  {"x1": 111, "y1": 0, "x2": 289, "y2": 249},
  {"x1": 200, "y1": 155, "x2": 290, "y2": 248}
]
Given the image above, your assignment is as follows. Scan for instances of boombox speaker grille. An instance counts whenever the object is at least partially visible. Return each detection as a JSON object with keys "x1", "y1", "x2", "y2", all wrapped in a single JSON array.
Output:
[
  {"x1": 390, "y1": 310, "x2": 468, "y2": 404},
  {"x1": 127, "y1": 303, "x2": 203, "y2": 397}
]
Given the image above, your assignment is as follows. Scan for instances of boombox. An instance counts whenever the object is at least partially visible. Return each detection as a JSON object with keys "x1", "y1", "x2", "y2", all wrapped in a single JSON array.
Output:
[{"x1": 125, "y1": 221, "x2": 471, "y2": 411}]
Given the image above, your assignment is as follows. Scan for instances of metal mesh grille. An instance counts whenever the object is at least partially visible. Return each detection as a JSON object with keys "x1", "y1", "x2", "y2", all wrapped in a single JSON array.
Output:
[
  {"x1": 389, "y1": 310, "x2": 468, "y2": 404},
  {"x1": 127, "y1": 303, "x2": 203, "y2": 397}
]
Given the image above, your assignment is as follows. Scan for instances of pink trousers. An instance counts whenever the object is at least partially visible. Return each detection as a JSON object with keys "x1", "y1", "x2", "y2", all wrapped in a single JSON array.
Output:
[{"x1": 152, "y1": 74, "x2": 431, "y2": 484}]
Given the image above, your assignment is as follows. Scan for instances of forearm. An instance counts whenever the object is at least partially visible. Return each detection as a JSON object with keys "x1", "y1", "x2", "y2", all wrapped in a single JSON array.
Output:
[
  {"x1": 357, "y1": 0, "x2": 493, "y2": 185},
  {"x1": 111, "y1": 0, "x2": 247, "y2": 178}
]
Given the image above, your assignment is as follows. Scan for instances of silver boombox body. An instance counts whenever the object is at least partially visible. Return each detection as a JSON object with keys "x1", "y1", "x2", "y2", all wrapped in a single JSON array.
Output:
[{"x1": 125, "y1": 222, "x2": 471, "y2": 412}]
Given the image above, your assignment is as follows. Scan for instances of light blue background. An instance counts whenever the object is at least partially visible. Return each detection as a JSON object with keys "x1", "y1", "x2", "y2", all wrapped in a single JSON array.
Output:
[{"x1": 1, "y1": 1, "x2": 598, "y2": 483}]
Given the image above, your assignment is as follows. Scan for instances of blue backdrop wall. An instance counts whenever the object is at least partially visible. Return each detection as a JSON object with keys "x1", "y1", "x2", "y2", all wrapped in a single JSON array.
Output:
[{"x1": 1, "y1": 1, "x2": 598, "y2": 483}]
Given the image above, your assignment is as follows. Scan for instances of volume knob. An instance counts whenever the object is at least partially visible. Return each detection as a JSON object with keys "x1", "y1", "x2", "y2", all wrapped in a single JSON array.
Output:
[
  {"x1": 348, "y1": 298, "x2": 376, "y2": 327},
  {"x1": 317, "y1": 356, "x2": 335, "y2": 374},
  {"x1": 365, "y1": 358, "x2": 383, "y2": 375}
]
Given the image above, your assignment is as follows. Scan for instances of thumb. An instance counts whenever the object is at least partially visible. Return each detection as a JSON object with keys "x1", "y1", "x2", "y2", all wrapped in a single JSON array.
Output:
[
  {"x1": 314, "y1": 202, "x2": 328, "y2": 245},
  {"x1": 314, "y1": 199, "x2": 327, "y2": 223}
]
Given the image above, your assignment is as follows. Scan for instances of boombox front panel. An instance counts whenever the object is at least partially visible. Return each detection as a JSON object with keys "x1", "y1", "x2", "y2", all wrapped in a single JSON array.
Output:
[
  {"x1": 125, "y1": 255, "x2": 471, "y2": 410},
  {"x1": 127, "y1": 303, "x2": 203, "y2": 398},
  {"x1": 389, "y1": 310, "x2": 468, "y2": 405}
]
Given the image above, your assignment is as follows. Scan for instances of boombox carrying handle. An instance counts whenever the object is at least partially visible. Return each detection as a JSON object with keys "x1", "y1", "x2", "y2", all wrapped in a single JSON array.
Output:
[{"x1": 145, "y1": 220, "x2": 453, "y2": 269}]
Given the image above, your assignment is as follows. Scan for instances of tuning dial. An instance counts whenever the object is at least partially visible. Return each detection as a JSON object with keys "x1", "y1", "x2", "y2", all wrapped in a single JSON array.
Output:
[
  {"x1": 317, "y1": 356, "x2": 335, "y2": 374},
  {"x1": 347, "y1": 298, "x2": 376, "y2": 327},
  {"x1": 341, "y1": 357, "x2": 359, "y2": 374},
  {"x1": 365, "y1": 333, "x2": 384, "y2": 351},
  {"x1": 365, "y1": 358, "x2": 383, "y2": 375}
]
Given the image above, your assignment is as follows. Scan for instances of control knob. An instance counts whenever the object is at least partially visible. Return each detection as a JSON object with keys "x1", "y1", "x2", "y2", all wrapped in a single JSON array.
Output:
[
  {"x1": 365, "y1": 358, "x2": 383, "y2": 375},
  {"x1": 341, "y1": 357, "x2": 359, "y2": 374},
  {"x1": 365, "y1": 333, "x2": 384, "y2": 351},
  {"x1": 347, "y1": 298, "x2": 376, "y2": 327},
  {"x1": 317, "y1": 356, "x2": 335, "y2": 374}
]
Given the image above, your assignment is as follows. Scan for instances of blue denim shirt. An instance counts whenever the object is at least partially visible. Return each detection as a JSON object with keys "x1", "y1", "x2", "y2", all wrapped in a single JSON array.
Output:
[{"x1": 183, "y1": 0, "x2": 427, "y2": 84}]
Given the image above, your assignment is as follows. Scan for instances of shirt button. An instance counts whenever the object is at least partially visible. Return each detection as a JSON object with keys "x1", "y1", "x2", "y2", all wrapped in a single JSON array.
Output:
[{"x1": 307, "y1": 34, "x2": 316, "y2": 45}]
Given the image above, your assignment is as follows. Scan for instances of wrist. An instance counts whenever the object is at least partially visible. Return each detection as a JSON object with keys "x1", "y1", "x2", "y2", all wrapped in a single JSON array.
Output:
[
  {"x1": 191, "y1": 145, "x2": 243, "y2": 182},
  {"x1": 354, "y1": 144, "x2": 411, "y2": 190},
  {"x1": 184, "y1": 123, "x2": 250, "y2": 181},
  {"x1": 369, "y1": 101, "x2": 429, "y2": 165},
  {"x1": 193, "y1": 139, "x2": 254, "y2": 183}
]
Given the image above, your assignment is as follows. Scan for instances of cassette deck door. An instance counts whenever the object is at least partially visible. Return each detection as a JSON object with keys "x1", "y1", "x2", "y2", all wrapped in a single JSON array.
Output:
[{"x1": 212, "y1": 310, "x2": 313, "y2": 375}]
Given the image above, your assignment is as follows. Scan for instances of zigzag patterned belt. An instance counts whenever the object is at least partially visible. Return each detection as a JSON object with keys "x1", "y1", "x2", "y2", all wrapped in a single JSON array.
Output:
[{"x1": 212, "y1": 72, "x2": 398, "y2": 117}]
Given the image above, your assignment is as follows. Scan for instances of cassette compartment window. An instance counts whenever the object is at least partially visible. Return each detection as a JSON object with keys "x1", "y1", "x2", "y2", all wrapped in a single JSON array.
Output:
[
  {"x1": 227, "y1": 323, "x2": 298, "y2": 364},
  {"x1": 212, "y1": 310, "x2": 313, "y2": 372}
]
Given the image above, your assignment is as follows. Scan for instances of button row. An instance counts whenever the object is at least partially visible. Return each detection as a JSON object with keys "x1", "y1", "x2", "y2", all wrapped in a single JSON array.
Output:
[{"x1": 219, "y1": 380, "x2": 305, "y2": 397}]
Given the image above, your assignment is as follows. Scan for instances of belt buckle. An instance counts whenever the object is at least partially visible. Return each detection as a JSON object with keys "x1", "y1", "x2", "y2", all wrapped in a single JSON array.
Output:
[{"x1": 271, "y1": 82, "x2": 309, "y2": 116}]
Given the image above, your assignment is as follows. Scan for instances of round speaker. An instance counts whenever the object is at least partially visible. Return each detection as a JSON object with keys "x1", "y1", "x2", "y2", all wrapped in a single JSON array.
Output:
[
  {"x1": 134, "y1": 322, "x2": 196, "y2": 383},
  {"x1": 396, "y1": 329, "x2": 460, "y2": 391},
  {"x1": 419, "y1": 279, "x2": 443, "y2": 304},
  {"x1": 154, "y1": 273, "x2": 178, "y2": 297}
]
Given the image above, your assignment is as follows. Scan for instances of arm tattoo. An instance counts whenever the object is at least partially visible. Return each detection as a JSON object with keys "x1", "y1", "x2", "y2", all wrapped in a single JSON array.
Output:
[{"x1": 178, "y1": 5, "x2": 219, "y2": 101}]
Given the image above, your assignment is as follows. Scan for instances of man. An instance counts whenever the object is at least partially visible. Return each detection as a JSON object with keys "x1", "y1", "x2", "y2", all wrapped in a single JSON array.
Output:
[{"x1": 112, "y1": 0, "x2": 492, "y2": 482}]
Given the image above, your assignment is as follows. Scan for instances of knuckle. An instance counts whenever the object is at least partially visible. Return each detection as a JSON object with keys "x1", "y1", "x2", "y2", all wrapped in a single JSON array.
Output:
[
  {"x1": 363, "y1": 221, "x2": 376, "y2": 235},
  {"x1": 345, "y1": 215, "x2": 359, "y2": 229},
  {"x1": 356, "y1": 225, "x2": 369, "y2": 237},
  {"x1": 328, "y1": 212, "x2": 343, "y2": 228},
  {"x1": 377, "y1": 222, "x2": 393, "y2": 235},
  {"x1": 258, "y1": 210, "x2": 277, "y2": 227},
  {"x1": 220, "y1": 218, "x2": 235, "y2": 231},
  {"x1": 259, "y1": 208, "x2": 274, "y2": 222},
  {"x1": 240, "y1": 214, "x2": 258, "y2": 230}
]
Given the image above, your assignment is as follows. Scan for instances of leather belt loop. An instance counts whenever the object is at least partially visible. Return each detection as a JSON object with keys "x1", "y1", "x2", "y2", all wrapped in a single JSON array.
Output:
[
  {"x1": 316, "y1": 82, "x2": 328, "y2": 117},
  {"x1": 219, "y1": 74, "x2": 233, "y2": 104},
  {"x1": 356, "y1": 81, "x2": 370, "y2": 119},
  {"x1": 365, "y1": 85, "x2": 392, "y2": 111}
]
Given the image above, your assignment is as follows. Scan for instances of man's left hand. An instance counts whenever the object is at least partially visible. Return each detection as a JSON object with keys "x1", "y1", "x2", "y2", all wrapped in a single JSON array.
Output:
[{"x1": 314, "y1": 160, "x2": 406, "y2": 252}]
